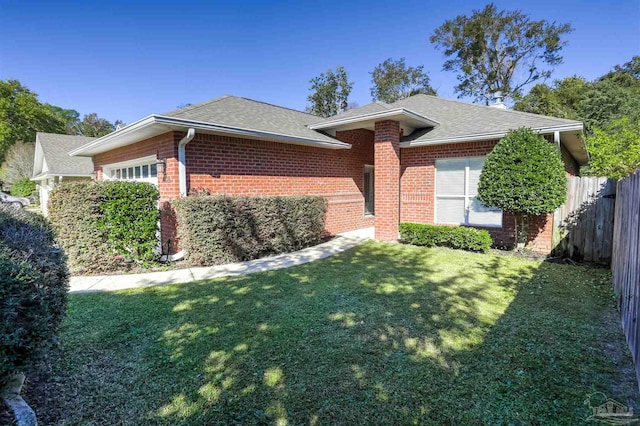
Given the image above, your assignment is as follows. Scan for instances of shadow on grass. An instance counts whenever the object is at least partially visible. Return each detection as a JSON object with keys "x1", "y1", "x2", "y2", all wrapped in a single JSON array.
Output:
[{"x1": 43, "y1": 242, "x2": 634, "y2": 425}]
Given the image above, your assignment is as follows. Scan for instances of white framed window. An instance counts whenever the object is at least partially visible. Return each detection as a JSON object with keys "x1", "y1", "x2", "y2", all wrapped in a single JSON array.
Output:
[
  {"x1": 435, "y1": 157, "x2": 502, "y2": 227},
  {"x1": 103, "y1": 155, "x2": 158, "y2": 184}
]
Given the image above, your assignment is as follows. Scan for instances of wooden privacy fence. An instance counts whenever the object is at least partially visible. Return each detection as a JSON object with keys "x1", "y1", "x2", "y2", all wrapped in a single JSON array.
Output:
[
  {"x1": 611, "y1": 170, "x2": 640, "y2": 389},
  {"x1": 552, "y1": 176, "x2": 617, "y2": 263}
]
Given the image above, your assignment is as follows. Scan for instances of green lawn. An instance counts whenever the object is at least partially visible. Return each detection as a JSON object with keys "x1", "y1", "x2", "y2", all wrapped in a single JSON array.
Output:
[{"x1": 36, "y1": 242, "x2": 636, "y2": 425}]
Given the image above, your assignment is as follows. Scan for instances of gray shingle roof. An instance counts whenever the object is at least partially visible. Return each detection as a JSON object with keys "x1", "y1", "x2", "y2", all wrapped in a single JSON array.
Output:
[
  {"x1": 163, "y1": 96, "x2": 340, "y2": 144},
  {"x1": 308, "y1": 101, "x2": 390, "y2": 125},
  {"x1": 36, "y1": 133, "x2": 95, "y2": 176},
  {"x1": 388, "y1": 94, "x2": 582, "y2": 143}
]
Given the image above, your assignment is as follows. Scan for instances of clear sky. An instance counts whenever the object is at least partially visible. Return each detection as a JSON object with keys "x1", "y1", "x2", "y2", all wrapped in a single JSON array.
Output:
[{"x1": 1, "y1": 0, "x2": 638, "y2": 124}]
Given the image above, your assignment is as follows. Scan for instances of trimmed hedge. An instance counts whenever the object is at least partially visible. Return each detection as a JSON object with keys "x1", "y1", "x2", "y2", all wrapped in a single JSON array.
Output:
[
  {"x1": 399, "y1": 222, "x2": 492, "y2": 253},
  {"x1": 48, "y1": 181, "x2": 159, "y2": 273},
  {"x1": 0, "y1": 204, "x2": 69, "y2": 380},
  {"x1": 173, "y1": 195, "x2": 327, "y2": 266}
]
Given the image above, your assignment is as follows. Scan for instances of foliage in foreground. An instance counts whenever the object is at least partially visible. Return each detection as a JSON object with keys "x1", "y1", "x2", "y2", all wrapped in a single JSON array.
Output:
[
  {"x1": 399, "y1": 222, "x2": 492, "y2": 252},
  {"x1": 0, "y1": 204, "x2": 68, "y2": 381},
  {"x1": 37, "y1": 242, "x2": 630, "y2": 425},
  {"x1": 173, "y1": 194, "x2": 327, "y2": 266},
  {"x1": 48, "y1": 181, "x2": 159, "y2": 273},
  {"x1": 478, "y1": 128, "x2": 567, "y2": 246}
]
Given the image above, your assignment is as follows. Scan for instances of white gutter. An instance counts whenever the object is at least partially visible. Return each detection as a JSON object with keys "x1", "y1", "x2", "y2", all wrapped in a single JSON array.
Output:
[
  {"x1": 400, "y1": 124, "x2": 584, "y2": 148},
  {"x1": 178, "y1": 128, "x2": 196, "y2": 197},
  {"x1": 69, "y1": 115, "x2": 351, "y2": 157}
]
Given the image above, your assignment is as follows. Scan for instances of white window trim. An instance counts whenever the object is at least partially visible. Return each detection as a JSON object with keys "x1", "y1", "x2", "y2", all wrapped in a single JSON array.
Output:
[
  {"x1": 103, "y1": 155, "x2": 159, "y2": 184},
  {"x1": 434, "y1": 156, "x2": 502, "y2": 228}
]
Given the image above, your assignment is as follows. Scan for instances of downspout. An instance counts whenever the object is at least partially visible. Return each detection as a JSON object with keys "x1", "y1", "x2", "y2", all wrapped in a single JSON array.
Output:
[
  {"x1": 554, "y1": 131, "x2": 561, "y2": 152},
  {"x1": 161, "y1": 128, "x2": 195, "y2": 262},
  {"x1": 179, "y1": 128, "x2": 196, "y2": 197}
]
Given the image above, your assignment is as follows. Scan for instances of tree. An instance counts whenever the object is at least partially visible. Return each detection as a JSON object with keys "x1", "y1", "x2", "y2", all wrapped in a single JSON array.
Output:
[
  {"x1": 0, "y1": 80, "x2": 66, "y2": 164},
  {"x1": 307, "y1": 66, "x2": 353, "y2": 117},
  {"x1": 514, "y1": 76, "x2": 587, "y2": 119},
  {"x1": 477, "y1": 128, "x2": 567, "y2": 249},
  {"x1": 10, "y1": 177, "x2": 36, "y2": 197},
  {"x1": 577, "y1": 79, "x2": 640, "y2": 131},
  {"x1": 599, "y1": 56, "x2": 640, "y2": 87},
  {"x1": 370, "y1": 58, "x2": 436, "y2": 103},
  {"x1": 0, "y1": 142, "x2": 35, "y2": 184},
  {"x1": 584, "y1": 117, "x2": 640, "y2": 179},
  {"x1": 49, "y1": 106, "x2": 81, "y2": 135},
  {"x1": 78, "y1": 113, "x2": 119, "y2": 137},
  {"x1": 430, "y1": 3, "x2": 572, "y2": 104}
]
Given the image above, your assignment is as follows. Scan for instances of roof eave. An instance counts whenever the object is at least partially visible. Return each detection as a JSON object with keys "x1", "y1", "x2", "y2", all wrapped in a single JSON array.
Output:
[
  {"x1": 308, "y1": 108, "x2": 440, "y2": 131},
  {"x1": 70, "y1": 115, "x2": 351, "y2": 157},
  {"x1": 401, "y1": 123, "x2": 588, "y2": 165}
]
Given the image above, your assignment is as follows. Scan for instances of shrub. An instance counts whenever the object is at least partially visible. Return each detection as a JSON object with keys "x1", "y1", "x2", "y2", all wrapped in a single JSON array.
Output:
[
  {"x1": 48, "y1": 181, "x2": 159, "y2": 273},
  {"x1": 399, "y1": 223, "x2": 492, "y2": 253},
  {"x1": 477, "y1": 128, "x2": 567, "y2": 247},
  {"x1": 173, "y1": 195, "x2": 327, "y2": 266},
  {"x1": 10, "y1": 177, "x2": 36, "y2": 197},
  {"x1": 0, "y1": 204, "x2": 69, "y2": 380}
]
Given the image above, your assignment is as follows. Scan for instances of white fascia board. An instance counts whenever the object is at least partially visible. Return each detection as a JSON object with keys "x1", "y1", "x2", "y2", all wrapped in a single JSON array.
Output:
[
  {"x1": 308, "y1": 108, "x2": 440, "y2": 130},
  {"x1": 70, "y1": 115, "x2": 351, "y2": 157},
  {"x1": 400, "y1": 123, "x2": 584, "y2": 148},
  {"x1": 31, "y1": 173, "x2": 91, "y2": 181}
]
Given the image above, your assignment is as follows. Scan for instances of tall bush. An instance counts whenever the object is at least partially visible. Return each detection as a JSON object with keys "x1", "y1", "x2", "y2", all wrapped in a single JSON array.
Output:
[
  {"x1": 173, "y1": 195, "x2": 327, "y2": 266},
  {"x1": 10, "y1": 177, "x2": 36, "y2": 197},
  {"x1": 0, "y1": 204, "x2": 68, "y2": 380},
  {"x1": 477, "y1": 128, "x2": 567, "y2": 248},
  {"x1": 48, "y1": 181, "x2": 159, "y2": 273}
]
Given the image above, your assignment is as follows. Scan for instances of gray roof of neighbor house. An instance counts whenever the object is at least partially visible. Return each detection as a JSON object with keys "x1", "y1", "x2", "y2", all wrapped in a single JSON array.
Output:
[
  {"x1": 162, "y1": 95, "x2": 340, "y2": 145},
  {"x1": 34, "y1": 133, "x2": 95, "y2": 177}
]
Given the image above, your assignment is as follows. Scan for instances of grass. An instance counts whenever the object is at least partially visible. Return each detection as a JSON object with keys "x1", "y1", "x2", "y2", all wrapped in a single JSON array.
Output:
[{"x1": 30, "y1": 241, "x2": 636, "y2": 425}]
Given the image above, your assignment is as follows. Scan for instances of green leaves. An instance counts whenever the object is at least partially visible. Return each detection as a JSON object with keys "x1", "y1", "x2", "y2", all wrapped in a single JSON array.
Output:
[
  {"x1": 173, "y1": 195, "x2": 327, "y2": 266},
  {"x1": 585, "y1": 117, "x2": 640, "y2": 179},
  {"x1": 370, "y1": 58, "x2": 436, "y2": 103},
  {"x1": 477, "y1": 128, "x2": 567, "y2": 216},
  {"x1": 307, "y1": 66, "x2": 353, "y2": 118},
  {"x1": 431, "y1": 3, "x2": 572, "y2": 104},
  {"x1": 399, "y1": 223, "x2": 492, "y2": 252},
  {"x1": 49, "y1": 181, "x2": 159, "y2": 273}
]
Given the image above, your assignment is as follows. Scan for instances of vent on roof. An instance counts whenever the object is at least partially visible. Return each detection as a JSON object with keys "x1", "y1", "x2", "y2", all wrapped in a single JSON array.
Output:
[{"x1": 490, "y1": 91, "x2": 507, "y2": 109}]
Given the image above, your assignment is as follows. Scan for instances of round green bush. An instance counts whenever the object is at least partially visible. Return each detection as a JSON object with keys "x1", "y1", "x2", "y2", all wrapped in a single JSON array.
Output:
[
  {"x1": 10, "y1": 177, "x2": 36, "y2": 197},
  {"x1": 477, "y1": 128, "x2": 567, "y2": 215},
  {"x1": 0, "y1": 204, "x2": 69, "y2": 380}
]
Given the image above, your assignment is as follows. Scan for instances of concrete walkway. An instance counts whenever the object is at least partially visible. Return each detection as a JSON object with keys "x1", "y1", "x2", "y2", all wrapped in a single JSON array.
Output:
[{"x1": 69, "y1": 228, "x2": 374, "y2": 293}]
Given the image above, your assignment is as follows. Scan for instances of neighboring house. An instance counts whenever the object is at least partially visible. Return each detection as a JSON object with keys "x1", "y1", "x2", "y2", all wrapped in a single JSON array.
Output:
[
  {"x1": 31, "y1": 132, "x2": 96, "y2": 216},
  {"x1": 69, "y1": 94, "x2": 587, "y2": 255}
]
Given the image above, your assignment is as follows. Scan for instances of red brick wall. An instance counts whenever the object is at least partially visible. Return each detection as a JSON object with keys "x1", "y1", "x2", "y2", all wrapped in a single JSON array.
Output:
[
  {"x1": 374, "y1": 120, "x2": 401, "y2": 240},
  {"x1": 183, "y1": 129, "x2": 375, "y2": 236},
  {"x1": 400, "y1": 138, "x2": 577, "y2": 254}
]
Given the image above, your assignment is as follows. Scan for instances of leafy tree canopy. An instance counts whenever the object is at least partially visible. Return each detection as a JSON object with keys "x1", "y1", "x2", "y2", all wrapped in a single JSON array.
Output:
[
  {"x1": 307, "y1": 66, "x2": 353, "y2": 118},
  {"x1": 431, "y1": 3, "x2": 572, "y2": 104},
  {"x1": 0, "y1": 80, "x2": 66, "y2": 163},
  {"x1": 584, "y1": 117, "x2": 640, "y2": 179},
  {"x1": 370, "y1": 58, "x2": 436, "y2": 103}
]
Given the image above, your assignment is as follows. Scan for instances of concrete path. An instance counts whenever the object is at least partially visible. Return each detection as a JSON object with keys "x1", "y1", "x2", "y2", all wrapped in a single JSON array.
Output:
[{"x1": 69, "y1": 228, "x2": 374, "y2": 293}]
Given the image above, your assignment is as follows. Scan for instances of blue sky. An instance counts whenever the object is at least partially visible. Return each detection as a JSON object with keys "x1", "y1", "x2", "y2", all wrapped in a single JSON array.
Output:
[{"x1": 1, "y1": 0, "x2": 638, "y2": 124}]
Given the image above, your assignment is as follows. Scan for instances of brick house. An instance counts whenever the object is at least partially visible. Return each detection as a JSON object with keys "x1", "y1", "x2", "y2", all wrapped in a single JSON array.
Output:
[{"x1": 69, "y1": 94, "x2": 587, "y2": 256}]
